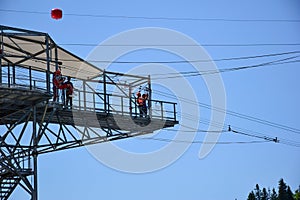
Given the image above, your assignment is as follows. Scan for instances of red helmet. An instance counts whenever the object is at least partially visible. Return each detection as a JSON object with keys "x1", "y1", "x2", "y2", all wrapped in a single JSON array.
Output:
[{"x1": 54, "y1": 69, "x2": 61, "y2": 75}]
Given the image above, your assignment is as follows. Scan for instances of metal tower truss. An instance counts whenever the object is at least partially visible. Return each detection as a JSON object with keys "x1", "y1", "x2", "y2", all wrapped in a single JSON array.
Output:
[{"x1": 0, "y1": 25, "x2": 179, "y2": 200}]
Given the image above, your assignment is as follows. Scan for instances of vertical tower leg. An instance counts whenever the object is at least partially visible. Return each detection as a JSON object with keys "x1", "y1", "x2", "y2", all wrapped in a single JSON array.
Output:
[
  {"x1": 32, "y1": 153, "x2": 38, "y2": 200},
  {"x1": 32, "y1": 105, "x2": 38, "y2": 200}
]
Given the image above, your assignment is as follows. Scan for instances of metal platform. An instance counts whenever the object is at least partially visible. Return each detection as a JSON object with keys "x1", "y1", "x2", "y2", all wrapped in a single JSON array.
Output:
[
  {"x1": 0, "y1": 84, "x2": 178, "y2": 154},
  {"x1": 0, "y1": 85, "x2": 51, "y2": 122}
]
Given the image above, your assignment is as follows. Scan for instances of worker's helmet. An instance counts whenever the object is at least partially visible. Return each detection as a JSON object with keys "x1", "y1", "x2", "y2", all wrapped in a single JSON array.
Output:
[{"x1": 54, "y1": 69, "x2": 61, "y2": 75}]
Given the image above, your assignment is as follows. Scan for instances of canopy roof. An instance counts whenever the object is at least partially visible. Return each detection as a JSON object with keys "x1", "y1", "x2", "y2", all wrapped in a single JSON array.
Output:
[{"x1": 0, "y1": 25, "x2": 102, "y2": 80}]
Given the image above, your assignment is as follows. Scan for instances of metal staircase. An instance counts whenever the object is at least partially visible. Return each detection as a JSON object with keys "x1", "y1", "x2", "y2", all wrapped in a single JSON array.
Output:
[
  {"x1": 0, "y1": 151, "x2": 33, "y2": 200},
  {"x1": 0, "y1": 173, "x2": 21, "y2": 200}
]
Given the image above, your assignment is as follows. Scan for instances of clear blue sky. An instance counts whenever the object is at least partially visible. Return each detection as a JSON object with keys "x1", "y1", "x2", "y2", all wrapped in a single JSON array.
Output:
[{"x1": 1, "y1": 0, "x2": 300, "y2": 200}]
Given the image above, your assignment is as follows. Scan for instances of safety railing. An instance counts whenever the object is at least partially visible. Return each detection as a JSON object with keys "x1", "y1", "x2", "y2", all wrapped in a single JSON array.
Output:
[
  {"x1": 72, "y1": 90, "x2": 177, "y2": 121},
  {"x1": 0, "y1": 65, "x2": 178, "y2": 121},
  {"x1": 0, "y1": 65, "x2": 49, "y2": 93}
]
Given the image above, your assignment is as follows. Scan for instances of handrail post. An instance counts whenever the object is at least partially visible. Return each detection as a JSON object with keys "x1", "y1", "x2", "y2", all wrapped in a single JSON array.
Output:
[
  {"x1": 103, "y1": 71, "x2": 107, "y2": 113},
  {"x1": 173, "y1": 103, "x2": 176, "y2": 121},
  {"x1": 93, "y1": 92, "x2": 96, "y2": 111},
  {"x1": 160, "y1": 101, "x2": 164, "y2": 120},
  {"x1": 12, "y1": 65, "x2": 15, "y2": 85},
  {"x1": 78, "y1": 90, "x2": 81, "y2": 110},
  {"x1": 121, "y1": 96, "x2": 124, "y2": 115},
  {"x1": 45, "y1": 35, "x2": 51, "y2": 94},
  {"x1": 129, "y1": 85, "x2": 132, "y2": 117},
  {"x1": 107, "y1": 94, "x2": 110, "y2": 114},
  {"x1": 7, "y1": 64, "x2": 10, "y2": 87},
  {"x1": 83, "y1": 81, "x2": 86, "y2": 111},
  {"x1": 29, "y1": 66, "x2": 32, "y2": 90}
]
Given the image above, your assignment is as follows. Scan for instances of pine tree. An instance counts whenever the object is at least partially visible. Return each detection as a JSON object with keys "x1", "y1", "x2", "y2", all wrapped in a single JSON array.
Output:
[
  {"x1": 247, "y1": 191, "x2": 256, "y2": 200},
  {"x1": 286, "y1": 186, "x2": 294, "y2": 200},
  {"x1": 270, "y1": 188, "x2": 278, "y2": 200},
  {"x1": 262, "y1": 188, "x2": 268, "y2": 200},
  {"x1": 278, "y1": 178, "x2": 288, "y2": 200},
  {"x1": 255, "y1": 184, "x2": 262, "y2": 200}
]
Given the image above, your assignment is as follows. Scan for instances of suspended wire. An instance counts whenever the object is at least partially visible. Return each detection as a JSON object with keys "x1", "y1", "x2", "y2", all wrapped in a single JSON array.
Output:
[
  {"x1": 102, "y1": 55, "x2": 300, "y2": 84},
  {"x1": 162, "y1": 129, "x2": 221, "y2": 133},
  {"x1": 178, "y1": 116, "x2": 272, "y2": 142},
  {"x1": 148, "y1": 89, "x2": 297, "y2": 146},
  {"x1": 138, "y1": 109, "x2": 300, "y2": 147},
  {"x1": 228, "y1": 126, "x2": 278, "y2": 143},
  {"x1": 149, "y1": 59, "x2": 300, "y2": 77},
  {"x1": 150, "y1": 56, "x2": 300, "y2": 79},
  {"x1": 1, "y1": 9, "x2": 300, "y2": 23},
  {"x1": 277, "y1": 137, "x2": 300, "y2": 147},
  {"x1": 180, "y1": 123, "x2": 223, "y2": 132},
  {"x1": 151, "y1": 66, "x2": 300, "y2": 148},
  {"x1": 59, "y1": 43, "x2": 300, "y2": 47},
  {"x1": 138, "y1": 137, "x2": 271, "y2": 144},
  {"x1": 162, "y1": 123, "x2": 227, "y2": 133},
  {"x1": 229, "y1": 127, "x2": 300, "y2": 147},
  {"x1": 152, "y1": 86, "x2": 300, "y2": 135},
  {"x1": 55, "y1": 50, "x2": 300, "y2": 64},
  {"x1": 229, "y1": 125, "x2": 277, "y2": 141},
  {"x1": 156, "y1": 123, "x2": 300, "y2": 147},
  {"x1": 152, "y1": 85, "x2": 300, "y2": 148},
  {"x1": 172, "y1": 108, "x2": 300, "y2": 147},
  {"x1": 278, "y1": 140, "x2": 300, "y2": 147},
  {"x1": 5, "y1": 44, "x2": 300, "y2": 85},
  {"x1": 3, "y1": 33, "x2": 300, "y2": 74},
  {"x1": 176, "y1": 113, "x2": 229, "y2": 134},
  {"x1": 5, "y1": 42, "x2": 300, "y2": 47}
]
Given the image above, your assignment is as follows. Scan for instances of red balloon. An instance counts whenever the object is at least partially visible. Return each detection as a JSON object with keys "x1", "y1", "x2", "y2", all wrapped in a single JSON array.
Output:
[{"x1": 51, "y1": 8, "x2": 63, "y2": 20}]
